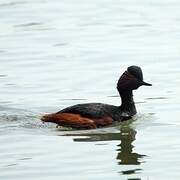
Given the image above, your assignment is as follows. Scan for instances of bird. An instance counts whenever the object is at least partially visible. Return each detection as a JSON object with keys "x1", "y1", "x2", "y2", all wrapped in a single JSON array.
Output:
[{"x1": 41, "y1": 65, "x2": 152, "y2": 129}]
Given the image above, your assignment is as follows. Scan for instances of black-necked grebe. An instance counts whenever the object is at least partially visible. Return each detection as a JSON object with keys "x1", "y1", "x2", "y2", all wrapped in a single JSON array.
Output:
[{"x1": 41, "y1": 66, "x2": 152, "y2": 129}]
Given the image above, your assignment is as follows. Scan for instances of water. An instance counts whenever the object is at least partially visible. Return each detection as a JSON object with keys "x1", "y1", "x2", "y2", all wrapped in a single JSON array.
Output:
[{"x1": 0, "y1": 0, "x2": 180, "y2": 179}]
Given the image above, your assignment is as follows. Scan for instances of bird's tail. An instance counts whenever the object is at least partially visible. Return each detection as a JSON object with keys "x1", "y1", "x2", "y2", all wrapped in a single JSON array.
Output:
[{"x1": 41, "y1": 113, "x2": 96, "y2": 129}]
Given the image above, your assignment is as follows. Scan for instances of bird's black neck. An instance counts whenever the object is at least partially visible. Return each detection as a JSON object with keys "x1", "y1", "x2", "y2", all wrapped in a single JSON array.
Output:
[{"x1": 120, "y1": 91, "x2": 137, "y2": 116}]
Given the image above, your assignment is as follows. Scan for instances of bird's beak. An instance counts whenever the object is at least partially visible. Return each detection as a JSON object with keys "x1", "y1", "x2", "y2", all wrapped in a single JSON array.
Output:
[{"x1": 140, "y1": 81, "x2": 152, "y2": 86}]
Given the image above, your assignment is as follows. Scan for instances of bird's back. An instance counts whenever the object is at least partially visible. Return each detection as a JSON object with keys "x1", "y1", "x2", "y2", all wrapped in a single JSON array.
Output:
[{"x1": 58, "y1": 103, "x2": 119, "y2": 119}]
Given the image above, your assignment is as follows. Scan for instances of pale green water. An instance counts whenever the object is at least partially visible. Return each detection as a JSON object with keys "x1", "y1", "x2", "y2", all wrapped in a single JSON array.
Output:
[{"x1": 0, "y1": 0, "x2": 180, "y2": 179}]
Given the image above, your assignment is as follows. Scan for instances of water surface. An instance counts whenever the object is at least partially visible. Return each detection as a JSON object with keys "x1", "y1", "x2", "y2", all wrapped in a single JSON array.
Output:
[{"x1": 1, "y1": 0, "x2": 180, "y2": 179}]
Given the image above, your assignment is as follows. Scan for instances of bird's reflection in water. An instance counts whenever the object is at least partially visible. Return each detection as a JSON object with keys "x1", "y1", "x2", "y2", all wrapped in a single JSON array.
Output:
[
  {"x1": 62, "y1": 123, "x2": 146, "y2": 178},
  {"x1": 116, "y1": 126, "x2": 146, "y2": 165}
]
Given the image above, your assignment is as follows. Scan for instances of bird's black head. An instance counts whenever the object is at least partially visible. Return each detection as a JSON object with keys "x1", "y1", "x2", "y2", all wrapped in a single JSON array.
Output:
[{"x1": 117, "y1": 65, "x2": 152, "y2": 93}]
